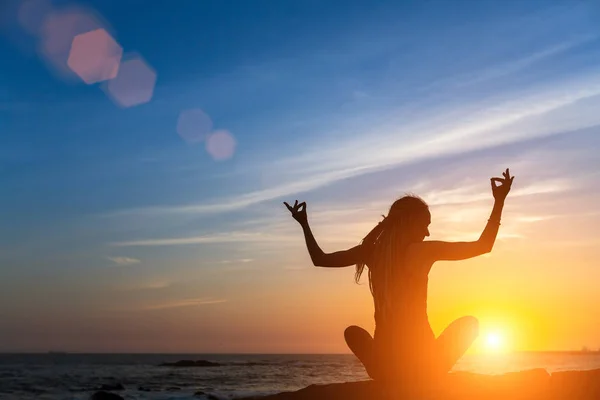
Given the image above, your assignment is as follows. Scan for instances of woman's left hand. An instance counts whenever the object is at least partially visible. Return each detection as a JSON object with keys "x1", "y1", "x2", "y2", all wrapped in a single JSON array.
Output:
[{"x1": 491, "y1": 168, "x2": 514, "y2": 201}]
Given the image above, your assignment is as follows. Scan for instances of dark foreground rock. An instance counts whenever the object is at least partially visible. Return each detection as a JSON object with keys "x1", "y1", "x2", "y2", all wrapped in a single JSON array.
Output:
[
  {"x1": 159, "y1": 359, "x2": 221, "y2": 367},
  {"x1": 90, "y1": 391, "x2": 125, "y2": 400},
  {"x1": 238, "y1": 368, "x2": 600, "y2": 400},
  {"x1": 96, "y1": 383, "x2": 125, "y2": 391}
]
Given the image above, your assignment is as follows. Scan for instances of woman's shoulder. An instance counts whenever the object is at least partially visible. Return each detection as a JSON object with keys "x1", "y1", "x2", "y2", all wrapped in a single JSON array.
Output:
[{"x1": 406, "y1": 242, "x2": 436, "y2": 265}]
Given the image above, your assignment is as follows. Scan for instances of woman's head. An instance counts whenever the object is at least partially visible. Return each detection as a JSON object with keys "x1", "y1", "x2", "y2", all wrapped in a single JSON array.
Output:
[
  {"x1": 355, "y1": 194, "x2": 430, "y2": 287},
  {"x1": 387, "y1": 195, "x2": 430, "y2": 243}
]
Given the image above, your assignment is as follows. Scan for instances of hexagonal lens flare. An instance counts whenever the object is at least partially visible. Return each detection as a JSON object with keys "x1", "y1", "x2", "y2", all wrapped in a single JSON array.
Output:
[
  {"x1": 105, "y1": 54, "x2": 157, "y2": 108},
  {"x1": 67, "y1": 28, "x2": 122, "y2": 84},
  {"x1": 177, "y1": 109, "x2": 213, "y2": 144},
  {"x1": 205, "y1": 130, "x2": 236, "y2": 160}
]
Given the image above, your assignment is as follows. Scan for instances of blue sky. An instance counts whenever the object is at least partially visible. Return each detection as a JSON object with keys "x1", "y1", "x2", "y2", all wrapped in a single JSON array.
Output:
[{"x1": 0, "y1": 0, "x2": 599, "y2": 352}]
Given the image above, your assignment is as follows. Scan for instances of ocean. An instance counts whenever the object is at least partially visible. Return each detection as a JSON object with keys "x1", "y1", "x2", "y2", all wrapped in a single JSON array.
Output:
[{"x1": 1, "y1": 352, "x2": 600, "y2": 400}]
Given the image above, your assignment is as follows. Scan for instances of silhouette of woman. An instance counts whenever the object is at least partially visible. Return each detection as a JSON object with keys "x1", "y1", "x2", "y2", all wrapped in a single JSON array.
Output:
[{"x1": 285, "y1": 169, "x2": 514, "y2": 387}]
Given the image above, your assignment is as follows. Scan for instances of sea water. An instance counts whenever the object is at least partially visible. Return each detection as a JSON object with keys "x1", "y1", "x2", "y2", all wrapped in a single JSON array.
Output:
[{"x1": 1, "y1": 352, "x2": 600, "y2": 400}]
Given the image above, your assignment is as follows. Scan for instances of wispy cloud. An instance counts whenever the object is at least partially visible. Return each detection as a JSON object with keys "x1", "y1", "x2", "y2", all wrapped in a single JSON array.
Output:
[
  {"x1": 107, "y1": 256, "x2": 141, "y2": 266},
  {"x1": 111, "y1": 232, "x2": 295, "y2": 247},
  {"x1": 110, "y1": 70, "x2": 600, "y2": 218},
  {"x1": 139, "y1": 298, "x2": 227, "y2": 310},
  {"x1": 109, "y1": 176, "x2": 574, "y2": 249},
  {"x1": 440, "y1": 36, "x2": 598, "y2": 89},
  {"x1": 129, "y1": 281, "x2": 172, "y2": 291},
  {"x1": 220, "y1": 258, "x2": 254, "y2": 264},
  {"x1": 515, "y1": 215, "x2": 558, "y2": 223},
  {"x1": 422, "y1": 178, "x2": 572, "y2": 207}
]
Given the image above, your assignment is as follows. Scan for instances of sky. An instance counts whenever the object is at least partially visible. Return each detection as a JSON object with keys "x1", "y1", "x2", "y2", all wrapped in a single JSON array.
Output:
[{"x1": 0, "y1": 0, "x2": 599, "y2": 354}]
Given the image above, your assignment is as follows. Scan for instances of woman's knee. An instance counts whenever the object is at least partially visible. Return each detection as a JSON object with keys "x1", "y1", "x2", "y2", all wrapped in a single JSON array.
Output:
[
  {"x1": 458, "y1": 316, "x2": 479, "y2": 339},
  {"x1": 344, "y1": 325, "x2": 368, "y2": 341},
  {"x1": 463, "y1": 316, "x2": 479, "y2": 330},
  {"x1": 344, "y1": 325, "x2": 359, "y2": 338}
]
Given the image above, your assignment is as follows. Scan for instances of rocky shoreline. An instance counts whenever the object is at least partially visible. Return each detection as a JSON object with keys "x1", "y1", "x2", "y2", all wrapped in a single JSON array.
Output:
[
  {"x1": 237, "y1": 368, "x2": 600, "y2": 400},
  {"x1": 85, "y1": 365, "x2": 600, "y2": 400}
]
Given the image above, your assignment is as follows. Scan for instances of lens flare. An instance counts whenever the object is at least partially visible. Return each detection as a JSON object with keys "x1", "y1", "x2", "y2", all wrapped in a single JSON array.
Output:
[
  {"x1": 105, "y1": 54, "x2": 157, "y2": 108},
  {"x1": 177, "y1": 109, "x2": 213, "y2": 144},
  {"x1": 67, "y1": 28, "x2": 122, "y2": 84},
  {"x1": 206, "y1": 130, "x2": 236, "y2": 161}
]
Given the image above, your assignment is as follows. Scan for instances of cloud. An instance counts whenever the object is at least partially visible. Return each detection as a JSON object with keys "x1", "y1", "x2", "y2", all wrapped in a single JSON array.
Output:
[
  {"x1": 108, "y1": 174, "x2": 577, "y2": 249},
  {"x1": 109, "y1": 69, "x2": 600, "y2": 219},
  {"x1": 139, "y1": 298, "x2": 227, "y2": 310},
  {"x1": 220, "y1": 258, "x2": 254, "y2": 264},
  {"x1": 437, "y1": 36, "x2": 598, "y2": 89},
  {"x1": 107, "y1": 256, "x2": 141, "y2": 266},
  {"x1": 515, "y1": 215, "x2": 557, "y2": 223},
  {"x1": 421, "y1": 178, "x2": 572, "y2": 207},
  {"x1": 110, "y1": 231, "x2": 295, "y2": 247}
]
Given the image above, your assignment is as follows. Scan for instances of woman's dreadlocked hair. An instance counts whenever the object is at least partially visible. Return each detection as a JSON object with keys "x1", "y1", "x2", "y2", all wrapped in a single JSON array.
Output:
[{"x1": 354, "y1": 195, "x2": 429, "y2": 323}]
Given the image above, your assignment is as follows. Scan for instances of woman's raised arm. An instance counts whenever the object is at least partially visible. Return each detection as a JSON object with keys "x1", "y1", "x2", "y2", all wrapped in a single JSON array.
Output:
[
  {"x1": 284, "y1": 200, "x2": 363, "y2": 268},
  {"x1": 416, "y1": 169, "x2": 514, "y2": 262}
]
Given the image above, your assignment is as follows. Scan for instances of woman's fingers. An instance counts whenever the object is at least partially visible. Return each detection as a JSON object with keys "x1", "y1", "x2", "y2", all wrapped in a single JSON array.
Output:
[
  {"x1": 284, "y1": 201, "x2": 297, "y2": 212},
  {"x1": 491, "y1": 177, "x2": 503, "y2": 187},
  {"x1": 284, "y1": 200, "x2": 306, "y2": 214}
]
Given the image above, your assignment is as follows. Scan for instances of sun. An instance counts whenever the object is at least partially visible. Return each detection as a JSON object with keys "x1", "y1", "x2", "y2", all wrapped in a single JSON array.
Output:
[{"x1": 484, "y1": 332, "x2": 504, "y2": 353}]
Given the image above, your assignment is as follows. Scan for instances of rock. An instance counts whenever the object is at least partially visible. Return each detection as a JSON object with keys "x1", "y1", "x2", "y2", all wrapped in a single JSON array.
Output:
[
  {"x1": 166, "y1": 386, "x2": 182, "y2": 391},
  {"x1": 194, "y1": 391, "x2": 219, "y2": 399},
  {"x1": 138, "y1": 386, "x2": 152, "y2": 391},
  {"x1": 97, "y1": 383, "x2": 125, "y2": 391},
  {"x1": 160, "y1": 359, "x2": 221, "y2": 367},
  {"x1": 90, "y1": 391, "x2": 125, "y2": 400},
  {"x1": 548, "y1": 369, "x2": 600, "y2": 400},
  {"x1": 236, "y1": 368, "x2": 600, "y2": 400}
]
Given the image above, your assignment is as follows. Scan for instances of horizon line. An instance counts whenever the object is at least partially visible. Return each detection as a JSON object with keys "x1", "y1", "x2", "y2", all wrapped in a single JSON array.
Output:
[{"x1": 1, "y1": 350, "x2": 599, "y2": 355}]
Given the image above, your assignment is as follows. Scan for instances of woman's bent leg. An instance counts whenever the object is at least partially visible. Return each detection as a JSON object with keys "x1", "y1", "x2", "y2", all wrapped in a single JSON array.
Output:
[
  {"x1": 344, "y1": 325, "x2": 379, "y2": 380},
  {"x1": 434, "y1": 316, "x2": 479, "y2": 374}
]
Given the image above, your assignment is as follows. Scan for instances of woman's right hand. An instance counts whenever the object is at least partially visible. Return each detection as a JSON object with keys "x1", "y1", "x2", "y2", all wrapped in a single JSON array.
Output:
[
  {"x1": 491, "y1": 168, "x2": 514, "y2": 201},
  {"x1": 284, "y1": 200, "x2": 308, "y2": 226}
]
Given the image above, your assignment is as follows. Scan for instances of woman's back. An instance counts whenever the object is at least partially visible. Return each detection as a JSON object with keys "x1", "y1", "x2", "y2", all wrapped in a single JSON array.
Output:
[{"x1": 371, "y1": 244, "x2": 435, "y2": 345}]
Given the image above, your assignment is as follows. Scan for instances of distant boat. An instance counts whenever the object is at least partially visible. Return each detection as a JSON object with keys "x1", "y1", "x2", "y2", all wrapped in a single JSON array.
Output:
[{"x1": 578, "y1": 347, "x2": 600, "y2": 354}]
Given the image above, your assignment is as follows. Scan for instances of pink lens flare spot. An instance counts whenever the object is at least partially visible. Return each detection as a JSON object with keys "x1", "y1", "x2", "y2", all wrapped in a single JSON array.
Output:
[
  {"x1": 205, "y1": 130, "x2": 236, "y2": 161},
  {"x1": 67, "y1": 28, "x2": 122, "y2": 84},
  {"x1": 18, "y1": 0, "x2": 54, "y2": 36},
  {"x1": 105, "y1": 55, "x2": 157, "y2": 108},
  {"x1": 177, "y1": 109, "x2": 213, "y2": 144},
  {"x1": 39, "y1": 8, "x2": 106, "y2": 80}
]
